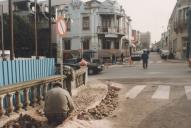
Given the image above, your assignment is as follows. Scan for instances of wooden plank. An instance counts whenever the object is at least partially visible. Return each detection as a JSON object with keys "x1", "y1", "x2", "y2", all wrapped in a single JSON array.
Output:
[
  {"x1": 11, "y1": 61, "x2": 17, "y2": 84},
  {"x1": 40, "y1": 59, "x2": 43, "y2": 78},
  {"x1": 28, "y1": 60, "x2": 32, "y2": 80},
  {"x1": 15, "y1": 60, "x2": 20, "y2": 83},
  {"x1": 7, "y1": 61, "x2": 13, "y2": 85},
  {"x1": 31, "y1": 59, "x2": 35, "y2": 80},
  {"x1": 25, "y1": 60, "x2": 29, "y2": 81},
  {"x1": 23, "y1": 60, "x2": 27, "y2": 81},
  {"x1": 2, "y1": 61, "x2": 8, "y2": 86},
  {"x1": 19, "y1": 60, "x2": 24, "y2": 82},
  {"x1": 0, "y1": 61, "x2": 4, "y2": 86}
]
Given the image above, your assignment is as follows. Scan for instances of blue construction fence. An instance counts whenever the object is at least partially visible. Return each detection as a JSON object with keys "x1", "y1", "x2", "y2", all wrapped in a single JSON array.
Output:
[{"x1": 0, "y1": 58, "x2": 55, "y2": 86}]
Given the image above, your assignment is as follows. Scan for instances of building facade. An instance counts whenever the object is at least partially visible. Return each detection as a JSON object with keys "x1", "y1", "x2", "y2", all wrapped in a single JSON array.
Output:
[
  {"x1": 167, "y1": 0, "x2": 191, "y2": 59},
  {"x1": 52, "y1": 0, "x2": 132, "y2": 60}
]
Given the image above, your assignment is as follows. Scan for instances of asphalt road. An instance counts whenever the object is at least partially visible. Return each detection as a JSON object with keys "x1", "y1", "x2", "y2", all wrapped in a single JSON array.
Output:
[
  {"x1": 90, "y1": 52, "x2": 191, "y2": 128},
  {"x1": 90, "y1": 53, "x2": 191, "y2": 80}
]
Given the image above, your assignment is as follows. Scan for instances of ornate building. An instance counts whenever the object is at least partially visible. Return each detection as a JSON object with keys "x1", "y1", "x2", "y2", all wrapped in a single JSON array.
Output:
[{"x1": 52, "y1": 0, "x2": 132, "y2": 60}]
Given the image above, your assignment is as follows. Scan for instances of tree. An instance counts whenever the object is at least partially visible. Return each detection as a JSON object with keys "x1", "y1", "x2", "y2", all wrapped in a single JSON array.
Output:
[{"x1": 1, "y1": 14, "x2": 35, "y2": 57}]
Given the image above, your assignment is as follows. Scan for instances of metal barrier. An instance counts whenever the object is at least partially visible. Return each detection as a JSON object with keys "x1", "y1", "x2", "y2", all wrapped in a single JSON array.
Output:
[{"x1": 0, "y1": 58, "x2": 55, "y2": 86}]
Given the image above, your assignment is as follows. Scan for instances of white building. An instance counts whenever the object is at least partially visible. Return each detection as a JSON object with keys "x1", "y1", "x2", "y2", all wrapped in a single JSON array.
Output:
[{"x1": 52, "y1": 0, "x2": 132, "y2": 60}]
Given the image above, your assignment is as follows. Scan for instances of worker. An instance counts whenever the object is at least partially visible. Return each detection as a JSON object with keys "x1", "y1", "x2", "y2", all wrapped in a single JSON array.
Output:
[{"x1": 44, "y1": 82, "x2": 75, "y2": 125}]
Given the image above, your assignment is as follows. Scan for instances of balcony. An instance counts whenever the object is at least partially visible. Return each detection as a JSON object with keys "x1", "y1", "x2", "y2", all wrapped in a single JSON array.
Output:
[{"x1": 97, "y1": 26, "x2": 126, "y2": 35}]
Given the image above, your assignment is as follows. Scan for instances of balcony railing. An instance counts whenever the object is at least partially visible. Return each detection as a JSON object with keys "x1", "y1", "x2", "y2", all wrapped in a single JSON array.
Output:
[
  {"x1": 0, "y1": 67, "x2": 87, "y2": 123},
  {"x1": 97, "y1": 26, "x2": 127, "y2": 35},
  {"x1": 0, "y1": 75, "x2": 65, "y2": 118}
]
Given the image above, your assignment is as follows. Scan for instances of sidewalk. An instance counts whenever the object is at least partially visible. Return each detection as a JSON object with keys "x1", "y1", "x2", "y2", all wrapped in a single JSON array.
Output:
[{"x1": 166, "y1": 59, "x2": 186, "y2": 63}]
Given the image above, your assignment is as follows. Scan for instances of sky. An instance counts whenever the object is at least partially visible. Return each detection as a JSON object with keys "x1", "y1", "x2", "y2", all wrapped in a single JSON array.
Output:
[{"x1": 84, "y1": 0, "x2": 177, "y2": 43}]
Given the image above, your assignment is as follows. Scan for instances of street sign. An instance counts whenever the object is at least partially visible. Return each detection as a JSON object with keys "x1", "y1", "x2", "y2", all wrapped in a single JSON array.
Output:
[{"x1": 56, "y1": 17, "x2": 67, "y2": 37}]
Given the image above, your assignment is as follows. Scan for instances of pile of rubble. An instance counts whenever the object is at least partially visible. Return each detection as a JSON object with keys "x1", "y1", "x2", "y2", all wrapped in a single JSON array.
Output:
[
  {"x1": 3, "y1": 114, "x2": 47, "y2": 128},
  {"x1": 77, "y1": 85, "x2": 119, "y2": 120}
]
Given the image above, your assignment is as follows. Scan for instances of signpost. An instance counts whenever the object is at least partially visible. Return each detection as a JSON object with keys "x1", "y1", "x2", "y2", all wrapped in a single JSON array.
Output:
[{"x1": 56, "y1": 17, "x2": 67, "y2": 76}]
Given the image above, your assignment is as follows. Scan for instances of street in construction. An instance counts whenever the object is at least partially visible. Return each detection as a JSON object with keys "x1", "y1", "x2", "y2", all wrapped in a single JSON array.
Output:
[{"x1": 89, "y1": 52, "x2": 191, "y2": 128}]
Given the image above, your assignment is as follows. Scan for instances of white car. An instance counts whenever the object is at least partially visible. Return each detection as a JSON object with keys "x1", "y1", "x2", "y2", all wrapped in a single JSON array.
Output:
[{"x1": 160, "y1": 50, "x2": 169, "y2": 59}]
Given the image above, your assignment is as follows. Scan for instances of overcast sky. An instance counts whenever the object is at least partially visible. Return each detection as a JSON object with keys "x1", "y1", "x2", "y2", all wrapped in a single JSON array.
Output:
[{"x1": 84, "y1": 0, "x2": 177, "y2": 43}]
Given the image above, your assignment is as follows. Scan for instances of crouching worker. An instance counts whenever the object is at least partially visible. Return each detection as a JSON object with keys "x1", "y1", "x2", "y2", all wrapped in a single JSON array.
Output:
[{"x1": 44, "y1": 82, "x2": 75, "y2": 125}]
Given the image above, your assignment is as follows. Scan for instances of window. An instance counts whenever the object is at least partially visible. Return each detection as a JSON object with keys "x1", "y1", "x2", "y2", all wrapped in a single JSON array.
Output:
[
  {"x1": 83, "y1": 38, "x2": 90, "y2": 50},
  {"x1": 114, "y1": 42, "x2": 119, "y2": 49},
  {"x1": 102, "y1": 40, "x2": 111, "y2": 49},
  {"x1": 66, "y1": 19, "x2": 71, "y2": 31},
  {"x1": 102, "y1": 17, "x2": 111, "y2": 27},
  {"x1": 82, "y1": 16, "x2": 90, "y2": 30},
  {"x1": 64, "y1": 39, "x2": 71, "y2": 50}
]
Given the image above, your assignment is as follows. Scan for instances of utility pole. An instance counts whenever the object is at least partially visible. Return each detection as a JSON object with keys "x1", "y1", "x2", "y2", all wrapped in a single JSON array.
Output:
[
  {"x1": 49, "y1": 0, "x2": 52, "y2": 57},
  {"x1": 187, "y1": 8, "x2": 191, "y2": 59},
  {"x1": 34, "y1": 0, "x2": 38, "y2": 58},
  {"x1": 9, "y1": 0, "x2": 14, "y2": 60},
  {"x1": 0, "y1": 5, "x2": 5, "y2": 60}
]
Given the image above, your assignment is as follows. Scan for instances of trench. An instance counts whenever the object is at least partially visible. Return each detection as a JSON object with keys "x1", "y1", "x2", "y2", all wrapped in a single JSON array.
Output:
[{"x1": 2, "y1": 85, "x2": 119, "y2": 128}]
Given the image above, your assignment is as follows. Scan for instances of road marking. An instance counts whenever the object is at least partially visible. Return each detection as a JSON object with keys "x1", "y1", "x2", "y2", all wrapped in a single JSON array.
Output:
[
  {"x1": 149, "y1": 61, "x2": 154, "y2": 64},
  {"x1": 126, "y1": 85, "x2": 146, "y2": 99},
  {"x1": 156, "y1": 61, "x2": 162, "y2": 64},
  {"x1": 184, "y1": 86, "x2": 191, "y2": 100},
  {"x1": 152, "y1": 85, "x2": 170, "y2": 100}
]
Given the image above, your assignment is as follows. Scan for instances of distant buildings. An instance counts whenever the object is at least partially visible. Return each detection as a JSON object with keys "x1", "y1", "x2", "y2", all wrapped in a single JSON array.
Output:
[
  {"x1": 52, "y1": 0, "x2": 132, "y2": 60},
  {"x1": 140, "y1": 32, "x2": 151, "y2": 49}
]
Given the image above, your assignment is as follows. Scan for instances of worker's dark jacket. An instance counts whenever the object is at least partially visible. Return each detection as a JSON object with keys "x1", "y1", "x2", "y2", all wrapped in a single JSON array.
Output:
[{"x1": 142, "y1": 53, "x2": 149, "y2": 62}]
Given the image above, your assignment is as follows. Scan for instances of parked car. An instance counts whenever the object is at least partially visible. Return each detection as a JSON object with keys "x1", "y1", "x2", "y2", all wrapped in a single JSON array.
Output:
[
  {"x1": 160, "y1": 50, "x2": 170, "y2": 59},
  {"x1": 87, "y1": 62, "x2": 104, "y2": 75},
  {"x1": 131, "y1": 51, "x2": 143, "y2": 61},
  {"x1": 63, "y1": 53, "x2": 104, "y2": 75}
]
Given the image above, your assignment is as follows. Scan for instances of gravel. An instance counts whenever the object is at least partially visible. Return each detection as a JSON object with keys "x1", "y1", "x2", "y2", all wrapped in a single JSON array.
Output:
[{"x1": 77, "y1": 86, "x2": 119, "y2": 120}]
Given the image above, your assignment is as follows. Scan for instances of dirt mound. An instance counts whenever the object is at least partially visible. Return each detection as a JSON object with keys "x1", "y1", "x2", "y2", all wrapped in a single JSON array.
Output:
[
  {"x1": 2, "y1": 114, "x2": 47, "y2": 128},
  {"x1": 77, "y1": 86, "x2": 119, "y2": 120}
]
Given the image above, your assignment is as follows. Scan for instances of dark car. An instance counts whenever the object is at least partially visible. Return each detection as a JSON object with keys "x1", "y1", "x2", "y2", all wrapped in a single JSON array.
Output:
[
  {"x1": 131, "y1": 51, "x2": 143, "y2": 61},
  {"x1": 87, "y1": 62, "x2": 104, "y2": 75},
  {"x1": 63, "y1": 58, "x2": 104, "y2": 75}
]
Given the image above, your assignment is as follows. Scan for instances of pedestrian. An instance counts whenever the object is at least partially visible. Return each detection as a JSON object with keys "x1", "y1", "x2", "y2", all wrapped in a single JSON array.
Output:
[
  {"x1": 142, "y1": 50, "x2": 149, "y2": 69},
  {"x1": 44, "y1": 82, "x2": 75, "y2": 125},
  {"x1": 121, "y1": 53, "x2": 124, "y2": 63},
  {"x1": 112, "y1": 54, "x2": 116, "y2": 65},
  {"x1": 128, "y1": 55, "x2": 133, "y2": 65}
]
